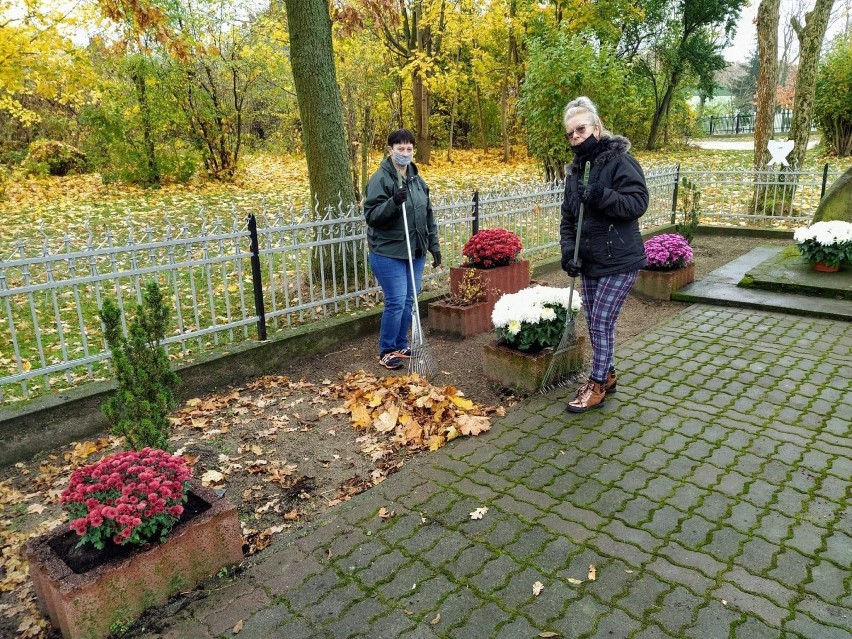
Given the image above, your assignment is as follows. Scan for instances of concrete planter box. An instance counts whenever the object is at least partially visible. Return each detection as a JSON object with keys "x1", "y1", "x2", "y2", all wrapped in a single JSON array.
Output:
[
  {"x1": 450, "y1": 260, "x2": 530, "y2": 303},
  {"x1": 429, "y1": 300, "x2": 495, "y2": 337},
  {"x1": 482, "y1": 337, "x2": 584, "y2": 394},
  {"x1": 25, "y1": 480, "x2": 243, "y2": 639},
  {"x1": 633, "y1": 263, "x2": 695, "y2": 300}
]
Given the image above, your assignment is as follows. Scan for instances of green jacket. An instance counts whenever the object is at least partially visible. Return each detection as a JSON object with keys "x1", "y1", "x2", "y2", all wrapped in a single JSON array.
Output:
[{"x1": 364, "y1": 157, "x2": 439, "y2": 259}]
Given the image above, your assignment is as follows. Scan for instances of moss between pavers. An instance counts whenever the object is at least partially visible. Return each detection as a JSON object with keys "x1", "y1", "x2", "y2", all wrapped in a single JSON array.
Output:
[{"x1": 739, "y1": 246, "x2": 852, "y2": 300}]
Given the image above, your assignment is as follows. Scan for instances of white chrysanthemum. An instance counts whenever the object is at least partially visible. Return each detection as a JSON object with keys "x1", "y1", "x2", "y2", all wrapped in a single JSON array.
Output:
[
  {"x1": 491, "y1": 285, "x2": 582, "y2": 328},
  {"x1": 794, "y1": 221, "x2": 852, "y2": 246},
  {"x1": 507, "y1": 320, "x2": 521, "y2": 336}
]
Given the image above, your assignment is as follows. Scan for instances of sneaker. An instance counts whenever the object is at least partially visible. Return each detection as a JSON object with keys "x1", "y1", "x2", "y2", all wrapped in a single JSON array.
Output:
[
  {"x1": 394, "y1": 347, "x2": 412, "y2": 359},
  {"x1": 379, "y1": 353, "x2": 404, "y2": 370}
]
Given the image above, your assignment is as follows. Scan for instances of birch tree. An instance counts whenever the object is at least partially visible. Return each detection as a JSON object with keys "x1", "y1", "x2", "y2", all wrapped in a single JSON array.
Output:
[
  {"x1": 754, "y1": 0, "x2": 781, "y2": 170},
  {"x1": 788, "y1": 0, "x2": 837, "y2": 169}
]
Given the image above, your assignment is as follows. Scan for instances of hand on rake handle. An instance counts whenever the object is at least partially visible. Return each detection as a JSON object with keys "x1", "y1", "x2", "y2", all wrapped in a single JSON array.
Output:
[
  {"x1": 392, "y1": 186, "x2": 408, "y2": 205},
  {"x1": 578, "y1": 183, "x2": 604, "y2": 206},
  {"x1": 562, "y1": 255, "x2": 582, "y2": 277},
  {"x1": 430, "y1": 250, "x2": 442, "y2": 268}
]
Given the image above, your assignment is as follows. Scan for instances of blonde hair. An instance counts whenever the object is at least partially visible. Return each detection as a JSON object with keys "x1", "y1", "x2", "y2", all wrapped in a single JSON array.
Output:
[{"x1": 563, "y1": 96, "x2": 611, "y2": 138}]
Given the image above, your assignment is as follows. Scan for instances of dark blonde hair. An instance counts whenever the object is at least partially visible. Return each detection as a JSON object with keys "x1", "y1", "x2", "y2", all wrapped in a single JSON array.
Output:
[{"x1": 563, "y1": 96, "x2": 611, "y2": 138}]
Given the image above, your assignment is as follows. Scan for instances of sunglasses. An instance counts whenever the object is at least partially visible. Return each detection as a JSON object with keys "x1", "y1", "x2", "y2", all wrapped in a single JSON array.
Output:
[{"x1": 566, "y1": 124, "x2": 592, "y2": 139}]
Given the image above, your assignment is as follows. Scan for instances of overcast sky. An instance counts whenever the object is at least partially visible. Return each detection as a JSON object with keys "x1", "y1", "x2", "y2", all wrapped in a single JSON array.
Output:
[{"x1": 724, "y1": 0, "x2": 850, "y2": 64}]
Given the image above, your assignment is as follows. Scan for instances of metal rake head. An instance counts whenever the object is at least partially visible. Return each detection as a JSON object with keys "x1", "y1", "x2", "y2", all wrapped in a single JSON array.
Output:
[
  {"x1": 407, "y1": 345, "x2": 435, "y2": 380},
  {"x1": 539, "y1": 317, "x2": 578, "y2": 394},
  {"x1": 539, "y1": 360, "x2": 582, "y2": 394}
]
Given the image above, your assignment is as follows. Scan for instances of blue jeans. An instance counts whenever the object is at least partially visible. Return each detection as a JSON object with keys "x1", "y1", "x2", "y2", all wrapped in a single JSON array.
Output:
[{"x1": 369, "y1": 253, "x2": 425, "y2": 356}]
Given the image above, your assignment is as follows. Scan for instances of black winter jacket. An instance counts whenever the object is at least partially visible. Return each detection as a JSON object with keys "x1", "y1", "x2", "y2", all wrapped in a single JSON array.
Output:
[
  {"x1": 559, "y1": 135, "x2": 648, "y2": 277},
  {"x1": 364, "y1": 157, "x2": 439, "y2": 260}
]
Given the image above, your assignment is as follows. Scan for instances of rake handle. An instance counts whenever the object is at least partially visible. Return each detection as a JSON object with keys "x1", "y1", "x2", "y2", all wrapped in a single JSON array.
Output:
[
  {"x1": 397, "y1": 172, "x2": 424, "y2": 346},
  {"x1": 564, "y1": 161, "x2": 592, "y2": 331}
]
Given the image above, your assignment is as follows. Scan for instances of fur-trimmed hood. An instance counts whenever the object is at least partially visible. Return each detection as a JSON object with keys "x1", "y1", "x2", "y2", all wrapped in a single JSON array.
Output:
[{"x1": 569, "y1": 135, "x2": 632, "y2": 175}]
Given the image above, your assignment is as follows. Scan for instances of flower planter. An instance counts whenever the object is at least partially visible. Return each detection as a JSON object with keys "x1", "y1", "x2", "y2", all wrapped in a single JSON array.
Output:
[
  {"x1": 428, "y1": 299, "x2": 494, "y2": 337},
  {"x1": 25, "y1": 480, "x2": 243, "y2": 639},
  {"x1": 450, "y1": 260, "x2": 531, "y2": 303},
  {"x1": 482, "y1": 337, "x2": 585, "y2": 394},
  {"x1": 632, "y1": 262, "x2": 695, "y2": 300},
  {"x1": 812, "y1": 261, "x2": 840, "y2": 273}
]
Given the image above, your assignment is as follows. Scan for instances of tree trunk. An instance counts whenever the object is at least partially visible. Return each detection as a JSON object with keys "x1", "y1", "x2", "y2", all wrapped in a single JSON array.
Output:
[
  {"x1": 284, "y1": 0, "x2": 355, "y2": 213},
  {"x1": 788, "y1": 0, "x2": 836, "y2": 170},
  {"x1": 361, "y1": 105, "x2": 371, "y2": 196},
  {"x1": 130, "y1": 62, "x2": 159, "y2": 185},
  {"x1": 754, "y1": 0, "x2": 781, "y2": 170},
  {"x1": 475, "y1": 83, "x2": 488, "y2": 152},
  {"x1": 500, "y1": 0, "x2": 517, "y2": 163},
  {"x1": 647, "y1": 70, "x2": 681, "y2": 150}
]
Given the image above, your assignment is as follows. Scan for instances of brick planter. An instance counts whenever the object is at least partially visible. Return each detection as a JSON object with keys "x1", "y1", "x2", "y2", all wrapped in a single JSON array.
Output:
[
  {"x1": 632, "y1": 263, "x2": 695, "y2": 300},
  {"x1": 482, "y1": 337, "x2": 584, "y2": 394},
  {"x1": 450, "y1": 260, "x2": 530, "y2": 303},
  {"x1": 428, "y1": 300, "x2": 494, "y2": 337},
  {"x1": 25, "y1": 480, "x2": 243, "y2": 639}
]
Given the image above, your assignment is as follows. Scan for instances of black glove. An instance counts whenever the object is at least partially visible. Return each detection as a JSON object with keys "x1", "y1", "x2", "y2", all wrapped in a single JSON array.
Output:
[
  {"x1": 562, "y1": 255, "x2": 582, "y2": 277},
  {"x1": 392, "y1": 186, "x2": 409, "y2": 205},
  {"x1": 431, "y1": 250, "x2": 442, "y2": 268},
  {"x1": 578, "y1": 182, "x2": 604, "y2": 206}
]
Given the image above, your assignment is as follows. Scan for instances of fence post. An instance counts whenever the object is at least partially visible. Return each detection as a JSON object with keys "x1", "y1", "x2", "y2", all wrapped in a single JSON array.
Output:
[
  {"x1": 709, "y1": 116, "x2": 714, "y2": 135},
  {"x1": 820, "y1": 164, "x2": 829, "y2": 199},
  {"x1": 671, "y1": 164, "x2": 681, "y2": 225},
  {"x1": 472, "y1": 190, "x2": 480, "y2": 236},
  {"x1": 735, "y1": 114, "x2": 740, "y2": 135},
  {"x1": 247, "y1": 214, "x2": 267, "y2": 341}
]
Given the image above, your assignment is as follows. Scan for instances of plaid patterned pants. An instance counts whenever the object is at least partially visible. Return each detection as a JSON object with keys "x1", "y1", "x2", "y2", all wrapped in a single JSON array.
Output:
[{"x1": 579, "y1": 270, "x2": 638, "y2": 383}]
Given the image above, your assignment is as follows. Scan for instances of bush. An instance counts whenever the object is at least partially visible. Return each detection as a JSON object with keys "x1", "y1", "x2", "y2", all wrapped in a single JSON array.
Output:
[
  {"x1": 100, "y1": 281, "x2": 179, "y2": 451},
  {"x1": 676, "y1": 177, "x2": 701, "y2": 244},
  {"x1": 814, "y1": 35, "x2": 852, "y2": 157},
  {"x1": 21, "y1": 140, "x2": 87, "y2": 176}
]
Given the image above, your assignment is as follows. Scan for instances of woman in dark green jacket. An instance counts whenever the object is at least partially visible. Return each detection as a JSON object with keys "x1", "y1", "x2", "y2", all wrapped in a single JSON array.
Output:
[{"x1": 364, "y1": 129, "x2": 441, "y2": 370}]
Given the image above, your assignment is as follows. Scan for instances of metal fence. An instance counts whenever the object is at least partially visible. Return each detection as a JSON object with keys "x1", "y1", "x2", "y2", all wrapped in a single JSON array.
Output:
[
  {"x1": 0, "y1": 164, "x2": 837, "y2": 401},
  {"x1": 697, "y1": 110, "x2": 814, "y2": 136}
]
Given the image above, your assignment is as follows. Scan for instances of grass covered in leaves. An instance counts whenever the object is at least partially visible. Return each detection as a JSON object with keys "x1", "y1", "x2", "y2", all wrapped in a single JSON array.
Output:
[{"x1": 4, "y1": 145, "x2": 848, "y2": 249}]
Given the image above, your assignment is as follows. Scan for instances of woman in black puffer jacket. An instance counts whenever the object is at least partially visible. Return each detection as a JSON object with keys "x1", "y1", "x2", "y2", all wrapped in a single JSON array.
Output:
[{"x1": 559, "y1": 96, "x2": 648, "y2": 413}]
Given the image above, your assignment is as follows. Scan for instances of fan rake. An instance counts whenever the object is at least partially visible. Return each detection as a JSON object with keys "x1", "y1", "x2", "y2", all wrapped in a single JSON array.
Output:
[
  {"x1": 399, "y1": 174, "x2": 435, "y2": 380},
  {"x1": 540, "y1": 160, "x2": 590, "y2": 394}
]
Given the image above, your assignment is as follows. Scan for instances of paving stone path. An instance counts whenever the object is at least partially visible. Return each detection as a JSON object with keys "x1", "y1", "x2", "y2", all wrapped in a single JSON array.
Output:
[{"x1": 143, "y1": 305, "x2": 851, "y2": 639}]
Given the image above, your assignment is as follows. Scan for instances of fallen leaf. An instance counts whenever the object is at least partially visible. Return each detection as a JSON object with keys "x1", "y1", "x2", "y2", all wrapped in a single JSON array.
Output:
[
  {"x1": 457, "y1": 414, "x2": 491, "y2": 436},
  {"x1": 721, "y1": 599, "x2": 728, "y2": 606},
  {"x1": 588, "y1": 564, "x2": 596, "y2": 581},
  {"x1": 539, "y1": 633, "x2": 561, "y2": 638},
  {"x1": 26, "y1": 503, "x2": 46, "y2": 514},
  {"x1": 430, "y1": 613, "x2": 441, "y2": 625},
  {"x1": 200, "y1": 469, "x2": 225, "y2": 486},
  {"x1": 533, "y1": 581, "x2": 544, "y2": 596},
  {"x1": 469, "y1": 506, "x2": 488, "y2": 520},
  {"x1": 566, "y1": 578, "x2": 583, "y2": 585},
  {"x1": 378, "y1": 507, "x2": 395, "y2": 519},
  {"x1": 232, "y1": 619, "x2": 244, "y2": 633}
]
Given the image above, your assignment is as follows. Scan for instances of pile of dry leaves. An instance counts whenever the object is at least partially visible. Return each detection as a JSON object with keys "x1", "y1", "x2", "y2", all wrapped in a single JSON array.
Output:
[{"x1": 0, "y1": 370, "x2": 500, "y2": 638}]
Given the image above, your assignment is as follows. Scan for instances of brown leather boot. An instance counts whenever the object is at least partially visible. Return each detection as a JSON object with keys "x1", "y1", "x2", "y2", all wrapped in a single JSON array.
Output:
[
  {"x1": 567, "y1": 379, "x2": 606, "y2": 413},
  {"x1": 603, "y1": 370, "x2": 617, "y2": 394}
]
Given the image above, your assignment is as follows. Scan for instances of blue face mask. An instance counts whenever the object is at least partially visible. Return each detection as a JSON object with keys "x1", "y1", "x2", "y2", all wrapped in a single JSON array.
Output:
[{"x1": 391, "y1": 150, "x2": 413, "y2": 167}]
